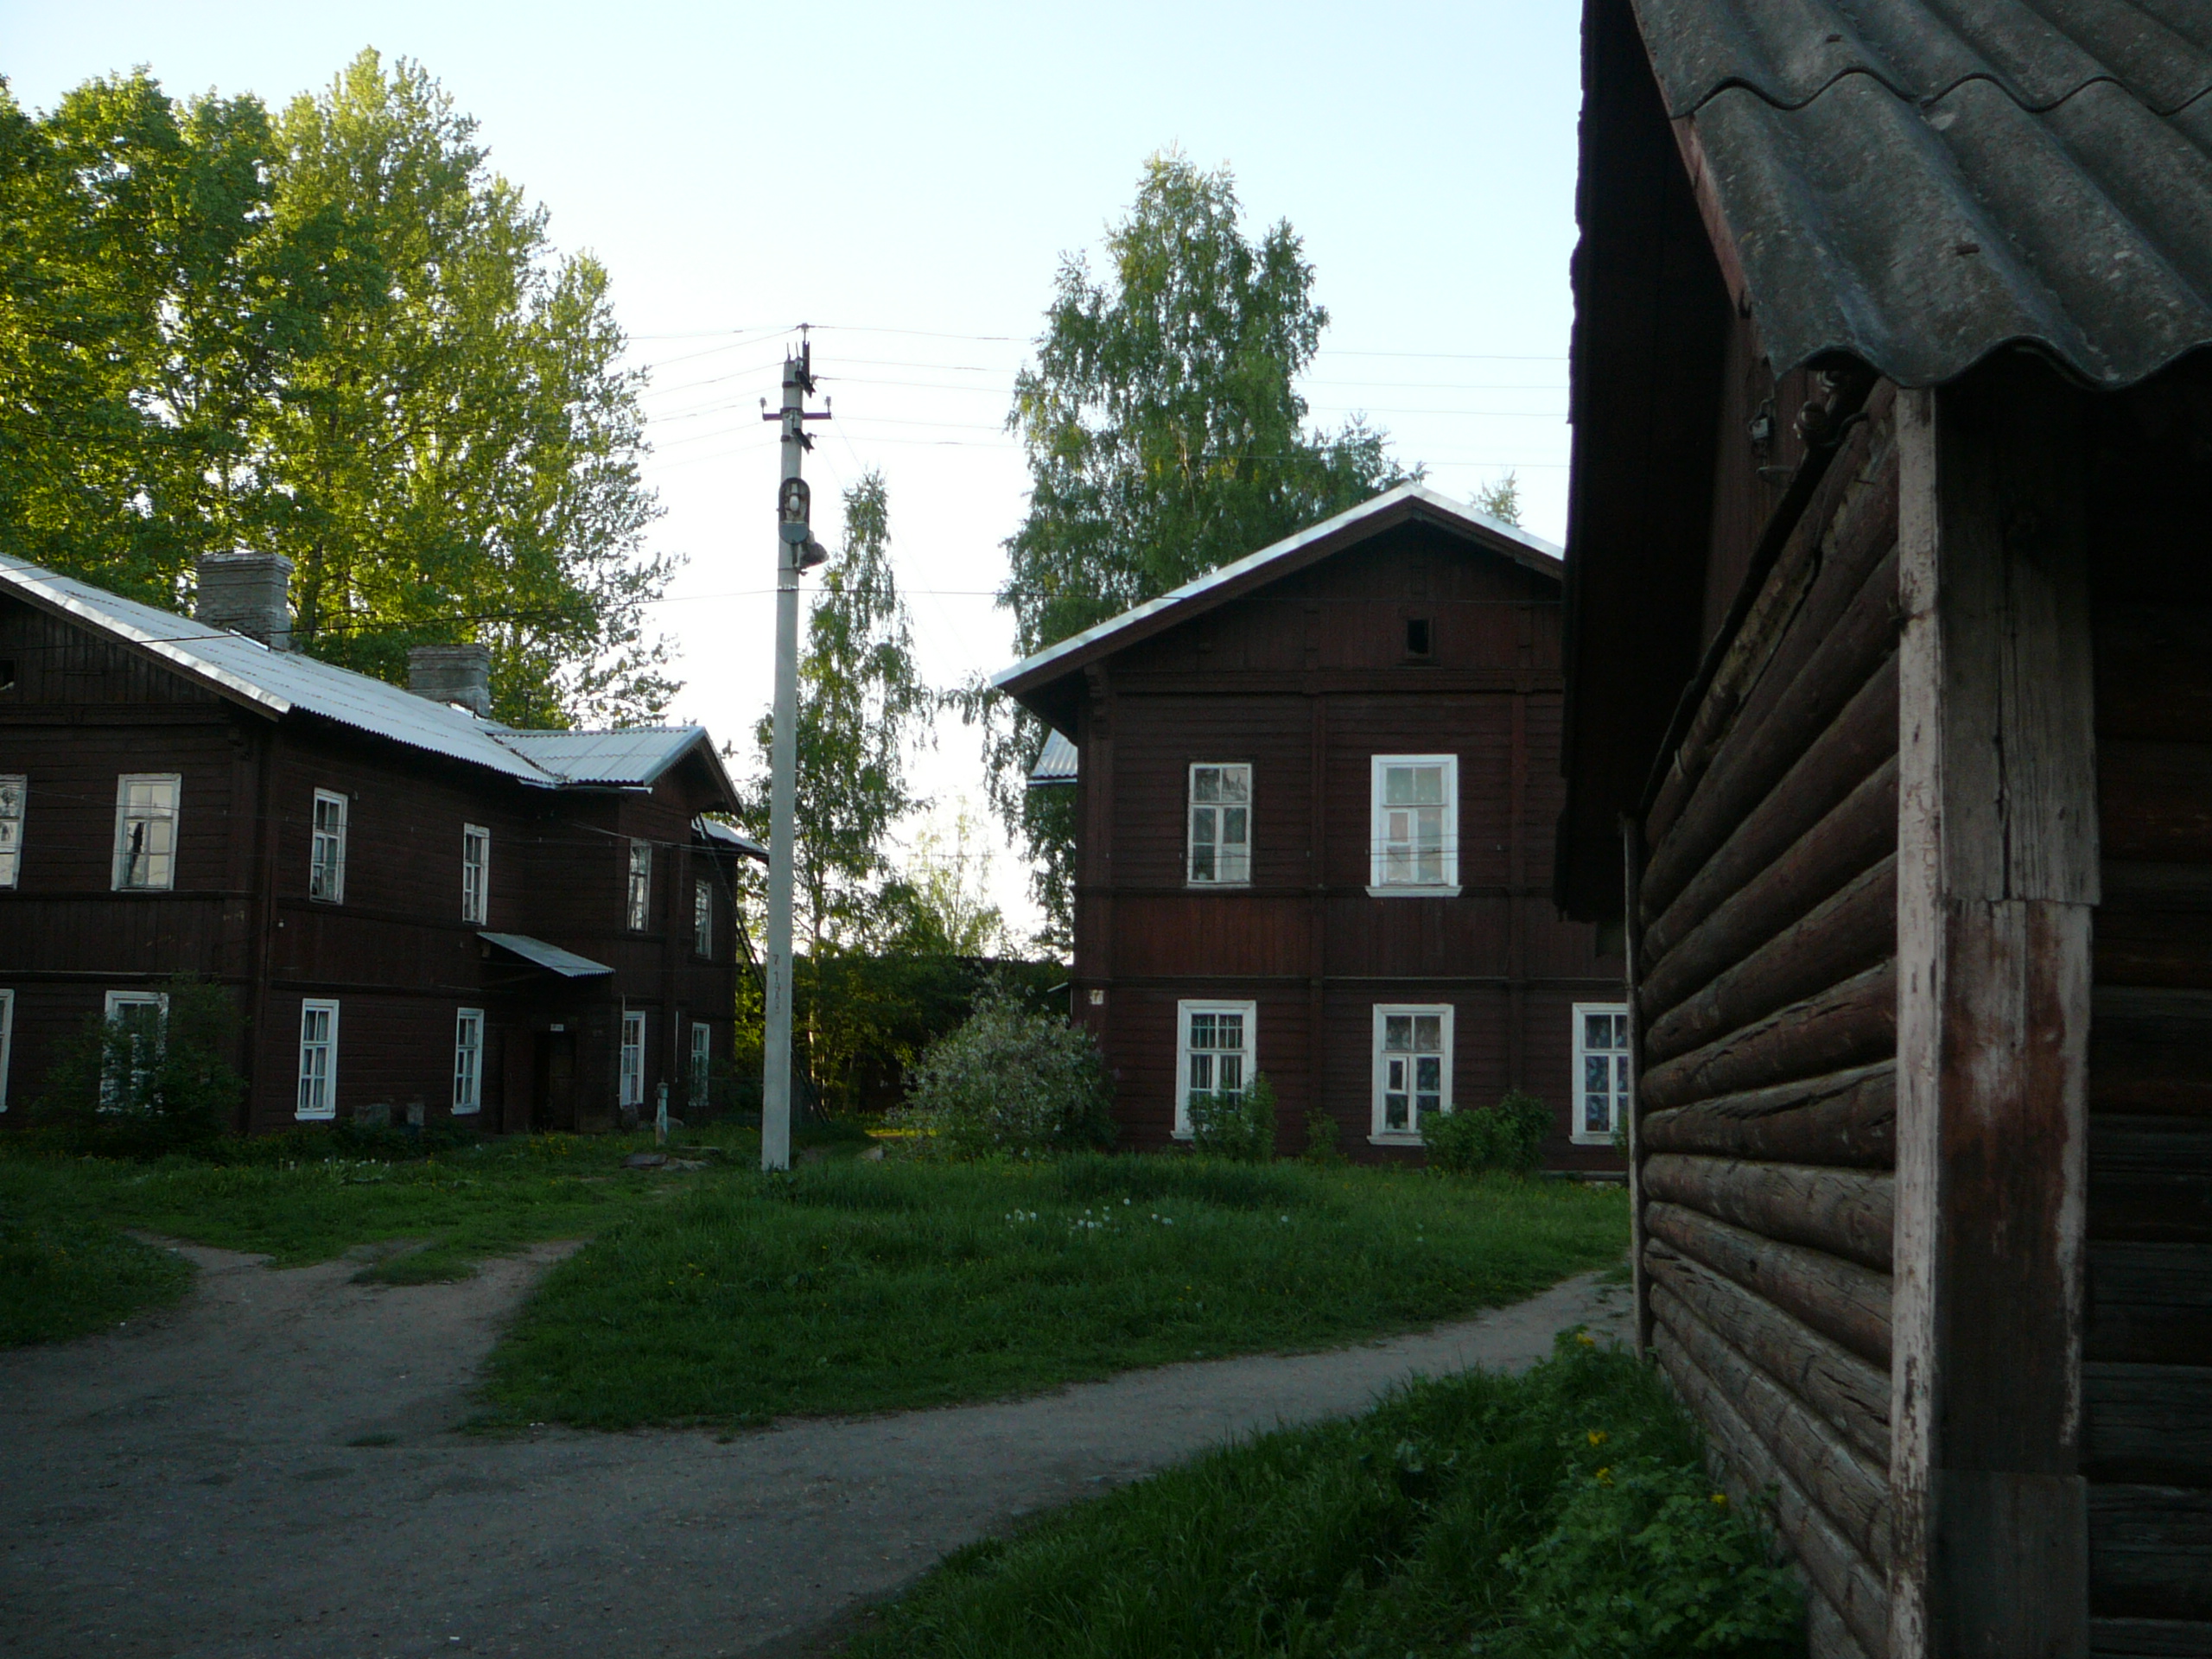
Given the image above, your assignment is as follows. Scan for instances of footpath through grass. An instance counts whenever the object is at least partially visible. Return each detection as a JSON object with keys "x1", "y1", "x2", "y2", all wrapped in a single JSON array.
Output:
[
  {"x1": 482, "y1": 1156, "x2": 1626, "y2": 1428},
  {"x1": 847, "y1": 1334, "x2": 1804, "y2": 1659}
]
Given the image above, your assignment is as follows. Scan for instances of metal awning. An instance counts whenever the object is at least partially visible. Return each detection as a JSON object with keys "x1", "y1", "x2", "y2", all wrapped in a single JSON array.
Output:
[
  {"x1": 1027, "y1": 729, "x2": 1078, "y2": 788},
  {"x1": 479, "y1": 932, "x2": 614, "y2": 978}
]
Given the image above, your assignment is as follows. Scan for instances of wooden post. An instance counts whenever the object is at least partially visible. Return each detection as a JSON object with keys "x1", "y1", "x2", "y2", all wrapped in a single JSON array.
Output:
[
  {"x1": 1624, "y1": 810, "x2": 1653, "y2": 1357},
  {"x1": 1891, "y1": 357, "x2": 2094, "y2": 1659}
]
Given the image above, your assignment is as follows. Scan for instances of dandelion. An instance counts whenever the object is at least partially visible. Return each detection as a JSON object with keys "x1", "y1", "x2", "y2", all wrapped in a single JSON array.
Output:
[
  {"x1": 1575, "y1": 1332, "x2": 1598, "y2": 1347},
  {"x1": 1595, "y1": 1466, "x2": 1612, "y2": 1484},
  {"x1": 1587, "y1": 1430, "x2": 1609, "y2": 1446},
  {"x1": 1712, "y1": 1492, "x2": 1729, "y2": 1507}
]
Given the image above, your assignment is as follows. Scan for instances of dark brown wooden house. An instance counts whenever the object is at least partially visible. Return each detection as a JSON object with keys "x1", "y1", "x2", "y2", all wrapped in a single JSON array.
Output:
[
  {"x1": 997, "y1": 484, "x2": 1626, "y2": 1168},
  {"x1": 0, "y1": 550, "x2": 759, "y2": 1135},
  {"x1": 1557, "y1": 2, "x2": 2212, "y2": 1653}
]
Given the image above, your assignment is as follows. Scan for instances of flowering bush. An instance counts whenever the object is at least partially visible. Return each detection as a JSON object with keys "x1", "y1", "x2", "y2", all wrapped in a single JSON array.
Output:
[{"x1": 893, "y1": 988, "x2": 1116, "y2": 1159}]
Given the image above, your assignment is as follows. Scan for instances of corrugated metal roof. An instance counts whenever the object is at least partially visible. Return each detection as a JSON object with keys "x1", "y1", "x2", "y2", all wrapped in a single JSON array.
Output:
[
  {"x1": 479, "y1": 932, "x2": 614, "y2": 977},
  {"x1": 1028, "y1": 729, "x2": 1078, "y2": 788},
  {"x1": 694, "y1": 817, "x2": 768, "y2": 861},
  {"x1": 495, "y1": 727, "x2": 713, "y2": 788},
  {"x1": 1630, "y1": 0, "x2": 2212, "y2": 387}
]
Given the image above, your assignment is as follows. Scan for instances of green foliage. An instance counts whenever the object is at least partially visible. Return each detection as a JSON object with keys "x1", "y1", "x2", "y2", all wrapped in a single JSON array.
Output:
[
  {"x1": 33, "y1": 976, "x2": 245, "y2": 1158},
  {"x1": 0, "y1": 54, "x2": 672, "y2": 728},
  {"x1": 1476, "y1": 470, "x2": 1523, "y2": 526},
  {"x1": 1188, "y1": 1071, "x2": 1278, "y2": 1163},
  {"x1": 893, "y1": 988, "x2": 1116, "y2": 1159},
  {"x1": 1302, "y1": 1108, "x2": 1345, "y2": 1166},
  {"x1": 1425, "y1": 1090, "x2": 1552, "y2": 1177},
  {"x1": 849, "y1": 1334, "x2": 1799, "y2": 1659},
  {"x1": 971, "y1": 152, "x2": 1414, "y2": 941}
]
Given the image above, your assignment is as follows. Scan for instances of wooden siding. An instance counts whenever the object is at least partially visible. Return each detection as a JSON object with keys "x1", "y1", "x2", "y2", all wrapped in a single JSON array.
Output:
[{"x1": 1636, "y1": 382, "x2": 1903, "y2": 1659}]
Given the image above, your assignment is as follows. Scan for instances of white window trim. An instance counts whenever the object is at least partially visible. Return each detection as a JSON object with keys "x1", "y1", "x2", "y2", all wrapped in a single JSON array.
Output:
[
  {"x1": 689, "y1": 1020, "x2": 712, "y2": 1100},
  {"x1": 620, "y1": 1009, "x2": 647, "y2": 1108},
  {"x1": 112, "y1": 772, "x2": 181, "y2": 892},
  {"x1": 1173, "y1": 998, "x2": 1256, "y2": 1140},
  {"x1": 0, "y1": 988, "x2": 16, "y2": 1110},
  {"x1": 296, "y1": 998, "x2": 340, "y2": 1121},
  {"x1": 1366, "y1": 754, "x2": 1459, "y2": 897},
  {"x1": 1370, "y1": 1003, "x2": 1455, "y2": 1144},
  {"x1": 309, "y1": 789, "x2": 348, "y2": 904},
  {"x1": 461, "y1": 824, "x2": 491, "y2": 925},
  {"x1": 1573, "y1": 1001, "x2": 1633, "y2": 1146},
  {"x1": 626, "y1": 841, "x2": 653, "y2": 932},
  {"x1": 693, "y1": 877, "x2": 713, "y2": 958},
  {"x1": 0, "y1": 774, "x2": 25, "y2": 889},
  {"x1": 1185, "y1": 761, "x2": 1253, "y2": 887},
  {"x1": 453, "y1": 1007, "x2": 485, "y2": 1115}
]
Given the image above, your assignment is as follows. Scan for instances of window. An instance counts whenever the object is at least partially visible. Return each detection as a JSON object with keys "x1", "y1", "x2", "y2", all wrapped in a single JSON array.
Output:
[
  {"x1": 1187, "y1": 764, "x2": 1252, "y2": 885},
  {"x1": 690, "y1": 1020, "x2": 712, "y2": 1106},
  {"x1": 453, "y1": 1007, "x2": 484, "y2": 1115},
  {"x1": 112, "y1": 774, "x2": 181, "y2": 891},
  {"x1": 1573, "y1": 1004, "x2": 1632, "y2": 1145},
  {"x1": 296, "y1": 999, "x2": 340, "y2": 1120},
  {"x1": 1369, "y1": 755, "x2": 1458, "y2": 894},
  {"x1": 102, "y1": 989, "x2": 168, "y2": 1108},
  {"x1": 626, "y1": 841, "x2": 652, "y2": 931},
  {"x1": 1174, "y1": 999, "x2": 1255, "y2": 1137},
  {"x1": 309, "y1": 789, "x2": 347, "y2": 903},
  {"x1": 1405, "y1": 616, "x2": 1433, "y2": 658},
  {"x1": 461, "y1": 825, "x2": 490, "y2": 925},
  {"x1": 1373, "y1": 1005, "x2": 1453, "y2": 1141},
  {"x1": 0, "y1": 988, "x2": 15, "y2": 1111},
  {"x1": 0, "y1": 775, "x2": 23, "y2": 888},
  {"x1": 693, "y1": 878, "x2": 713, "y2": 957},
  {"x1": 620, "y1": 1010, "x2": 646, "y2": 1108}
]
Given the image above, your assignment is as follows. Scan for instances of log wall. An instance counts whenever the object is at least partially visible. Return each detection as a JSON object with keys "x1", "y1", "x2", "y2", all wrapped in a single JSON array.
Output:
[{"x1": 1637, "y1": 383, "x2": 1902, "y2": 1659}]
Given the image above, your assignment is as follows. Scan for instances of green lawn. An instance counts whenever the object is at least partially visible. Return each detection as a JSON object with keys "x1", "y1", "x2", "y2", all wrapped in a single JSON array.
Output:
[{"x1": 845, "y1": 1335, "x2": 1803, "y2": 1659}]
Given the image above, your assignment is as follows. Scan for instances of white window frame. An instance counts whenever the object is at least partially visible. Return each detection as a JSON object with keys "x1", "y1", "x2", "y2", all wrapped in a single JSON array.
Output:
[
  {"x1": 1573, "y1": 1001, "x2": 1633, "y2": 1146},
  {"x1": 1367, "y1": 754, "x2": 1459, "y2": 897},
  {"x1": 0, "y1": 774, "x2": 24, "y2": 889},
  {"x1": 111, "y1": 773, "x2": 181, "y2": 892},
  {"x1": 626, "y1": 840, "x2": 653, "y2": 931},
  {"x1": 693, "y1": 877, "x2": 713, "y2": 957},
  {"x1": 1371, "y1": 1003, "x2": 1454, "y2": 1143},
  {"x1": 296, "y1": 998, "x2": 340, "y2": 1121},
  {"x1": 102, "y1": 989, "x2": 168, "y2": 1107},
  {"x1": 309, "y1": 789, "x2": 347, "y2": 904},
  {"x1": 689, "y1": 1019, "x2": 712, "y2": 1103},
  {"x1": 1173, "y1": 998, "x2": 1255, "y2": 1139},
  {"x1": 1186, "y1": 762, "x2": 1253, "y2": 886},
  {"x1": 620, "y1": 1009, "x2": 647, "y2": 1108},
  {"x1": 0, "y1": 988, "x2": 16, "y2": 1111},
  {"x1": 461, "y1": 824, "x2": 491, "y2": 925},
  {"x1": 453, "y1": 1007, "x2": 485, "y2": 1115}
]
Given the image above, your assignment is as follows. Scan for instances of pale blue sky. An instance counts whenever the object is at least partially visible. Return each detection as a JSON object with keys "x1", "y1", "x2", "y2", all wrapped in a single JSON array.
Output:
[{"x1": 6, "y1": 2, "x2": 1584, "y2": 931}]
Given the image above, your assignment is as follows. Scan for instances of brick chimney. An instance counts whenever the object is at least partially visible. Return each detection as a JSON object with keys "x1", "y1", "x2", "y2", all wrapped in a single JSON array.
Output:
[
  {"x1": 194, "y1": 551, "x2": 294, "y2": 650},
  {"x1": 407, "y1": 645, "x2": 493, "y2": 718}
]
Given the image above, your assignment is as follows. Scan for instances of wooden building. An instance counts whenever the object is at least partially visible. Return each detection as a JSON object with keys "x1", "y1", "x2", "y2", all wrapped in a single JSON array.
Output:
[
  {"x1": 0, "y1": 550, "x2": 759, "y2": 1135},
  {"x1": 996, "y1": 484, "x2": 1626, "y2": 1168},
  {"x1": 1556, "y1": 2, "x2": 2212, "y2": 1653}
]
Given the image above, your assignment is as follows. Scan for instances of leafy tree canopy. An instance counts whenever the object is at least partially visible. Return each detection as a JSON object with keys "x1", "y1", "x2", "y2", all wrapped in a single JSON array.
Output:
[
  {"x1": 0, "y1": 54, "x2": 672, "y2": 727},
  {"x1": 979, "y1": 151, "x2": 1414, "y2": 940}
]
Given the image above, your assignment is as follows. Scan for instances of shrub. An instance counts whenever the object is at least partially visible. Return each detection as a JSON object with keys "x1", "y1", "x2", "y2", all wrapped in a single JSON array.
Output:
[
  {"x1": 1186, "y1": 1072, "x2": 1277, "y2": 1163},
  {"x1": 34, "y1": 976, "x2": 245, "y2": 1158},
  {"x1": 1302, "y1": 1105, "x2": 1344, "y2": 1166},
  {"x1": 893, "y1": 987, "x2": 1115, "y2": 1159},
  {"x1": 1425, "y1": 1088, "x2": 1551, "y2": 1176}
]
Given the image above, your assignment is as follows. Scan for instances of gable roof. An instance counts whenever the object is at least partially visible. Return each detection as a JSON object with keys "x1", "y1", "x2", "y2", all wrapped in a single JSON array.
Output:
[
  {"x1": 992, "y1": 484, "x2": 1562, "y2": 727},
  {"x1": 0, "y1": 551, "x2": 736, "y2": 806},
  {"x1": 1630, "y1": 0, "x2": 2212, "y2": 387}
]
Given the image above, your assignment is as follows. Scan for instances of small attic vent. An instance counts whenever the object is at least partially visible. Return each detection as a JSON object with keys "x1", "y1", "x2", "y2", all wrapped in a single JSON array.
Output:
[{"x1": 1405, "y1": 617, "x2": 1433, "y2": 658}]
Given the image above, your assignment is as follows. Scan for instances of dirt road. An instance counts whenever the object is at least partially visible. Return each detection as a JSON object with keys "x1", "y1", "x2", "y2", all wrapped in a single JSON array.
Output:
[{"x1": 0, "y1": 1241, "x2": 1630, "y2": 1659}]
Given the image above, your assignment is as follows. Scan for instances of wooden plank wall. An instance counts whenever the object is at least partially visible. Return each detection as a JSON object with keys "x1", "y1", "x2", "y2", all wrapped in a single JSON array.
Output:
[{"x1": 1636, "y1": 386, "x2": 1902, "y2": 1658}]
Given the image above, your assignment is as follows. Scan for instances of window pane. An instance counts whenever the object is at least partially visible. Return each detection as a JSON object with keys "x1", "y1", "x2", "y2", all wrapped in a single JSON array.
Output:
[
  {"x1": 1586, "y1": 1094, "x2": 1611, "y2": 1133},
  {"x1": 1384, "y1": 1091, "x2": 1409, "y2": 1130},
  {"x1": 1189, "y1": 1052, "x2": 1213, "y2": 1093},
  {"x1": 1585, "y1": 1012, "x2": 1612, "y2": 1052},
  {"x1": 1218, "y1": 1055, "x2": 1243, "y2": 1094},
  {"x1": 1586, "y1": 1054, "x2": 1610, "y2": 1093},
  {"x1": 1217, "y1": 1014, "x2": 1243, "y2": 1050},
  {"x1": 1191, "y1": 842, "x2": 1217, "y2": 880},
  {"x1": 1192, "y1": 767, "x2": 1221, "y2": 804},
  {"x1": 1383, "y1": 1014, "x2": 1412, "y2": 1051},
  {"x1": 1413, "y1": 1014, "x2": 1441, "y2": 1051},
  {"x1": 1222, "y1": 767, "x2": 1249, "y2": 804},
  {"x1": 1222, "y1": 807, "x2": 1247, "y2": 847},
  {"x1": 1414, "y1": 1055, "x2": 1441, "y2": 1092},
  {"x1": 1614, "y1": 1056, "x2": 1632, "y2": 1095},
  {"x1": 1190, "y1": 1012, "x2": 1217, "y2": 1049}
]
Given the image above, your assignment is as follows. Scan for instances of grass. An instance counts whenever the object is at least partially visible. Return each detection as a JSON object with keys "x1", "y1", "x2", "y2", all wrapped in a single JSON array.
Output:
[
  {"x1": 0, "y1": 1198, "x2": 194, "y2": 1345},
  {"x1": 845, "y1": 1335, "x2": 1804, "y2": 1659},
  {"x1": 481, "y1": 1154, "x2": 1626, "y2": 1428}
]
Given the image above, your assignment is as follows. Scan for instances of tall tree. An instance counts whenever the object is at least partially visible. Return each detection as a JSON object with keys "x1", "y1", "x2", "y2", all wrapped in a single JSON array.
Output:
[
  {"x1": 977, "y1": 151, "x2": 1413, "y2": 941},
  {"x1": 1475, "y1": 471, "x2": 1522, "y2": 526}
]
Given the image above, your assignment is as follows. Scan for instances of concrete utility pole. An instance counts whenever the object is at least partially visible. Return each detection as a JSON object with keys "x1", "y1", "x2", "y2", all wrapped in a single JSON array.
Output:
[{"x1": 760, "y1": 334, "x2": 830, "y2": 1173}]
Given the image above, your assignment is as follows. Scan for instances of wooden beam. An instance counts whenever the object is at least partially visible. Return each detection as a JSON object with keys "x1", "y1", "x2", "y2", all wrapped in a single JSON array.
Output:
[
  {"x1": 1643, "y1": 1060, "x2": 1896, "y2": 1168},
  {"x1": 1647, "y1": 1205, "x2": 1893, "y2": 1368},
  {"x1": 1892, "y1": 360, "x2": 2095, "y2": 1658},
  {"x1": 1645, "y1": 1153, "x2": 1894, "y2": 1271}
]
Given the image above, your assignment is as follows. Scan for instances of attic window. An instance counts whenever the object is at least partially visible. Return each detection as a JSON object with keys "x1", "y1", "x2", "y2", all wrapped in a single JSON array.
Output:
[
  {"x1": 1405, "y1": 617, "x2": 1433, "y2": 658},
  {"x1": 0, "y1": 658, "x2": 16, "y2": 690}
]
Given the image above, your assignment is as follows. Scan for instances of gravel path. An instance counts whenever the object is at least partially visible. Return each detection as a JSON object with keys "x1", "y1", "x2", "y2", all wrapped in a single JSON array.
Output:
[{"x1": 0, "y1": 1240, "x2": 1630, "y2": 1659}]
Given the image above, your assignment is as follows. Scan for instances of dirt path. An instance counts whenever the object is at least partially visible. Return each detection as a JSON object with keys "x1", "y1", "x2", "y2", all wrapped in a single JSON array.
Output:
[{"x1": 0, "y1": 1242, "x2": 1630, "y2": 1659}]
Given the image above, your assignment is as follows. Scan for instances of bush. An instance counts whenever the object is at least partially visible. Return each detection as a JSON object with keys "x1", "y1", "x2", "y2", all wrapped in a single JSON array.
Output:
[
  {"x1": 33, "y1": 976, "x2": 245, "y2": 1158},
  {"x1": 893, "y1": 987, "x2": 1116, "y2": 1159},
  {"x1": 1187, "y1": 1072, "x2": 1276, "y2": 1163},
  {"x1": 1302, "y1": 1106, "x2": 1344, "y2": 1166},
  {"x1": 1425, "y1": 1088, "x2": 1551, "y2": 1176}
]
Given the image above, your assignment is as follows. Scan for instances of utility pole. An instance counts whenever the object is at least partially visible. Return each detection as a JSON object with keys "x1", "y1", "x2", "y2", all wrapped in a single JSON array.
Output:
[{"x1": 760, "y1": 334, "x2": 830, "y2": 1173}]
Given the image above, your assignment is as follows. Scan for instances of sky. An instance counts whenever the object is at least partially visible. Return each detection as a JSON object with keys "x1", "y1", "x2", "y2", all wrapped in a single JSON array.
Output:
[{"x1": 5, "y1": 1, "x2": 1585, "y2": 943}]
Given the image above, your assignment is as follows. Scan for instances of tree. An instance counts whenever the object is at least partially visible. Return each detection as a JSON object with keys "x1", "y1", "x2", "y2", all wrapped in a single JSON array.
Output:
[
  {"x1": 975, "y1": 151, "x2": 1414, "y2": 941},
  {"x1": 1475, "y1": 471, "x2": 1522, "y2": 526},
  {"x1": 0, "y1": 55, "x2": 674, "y2": 728}
]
